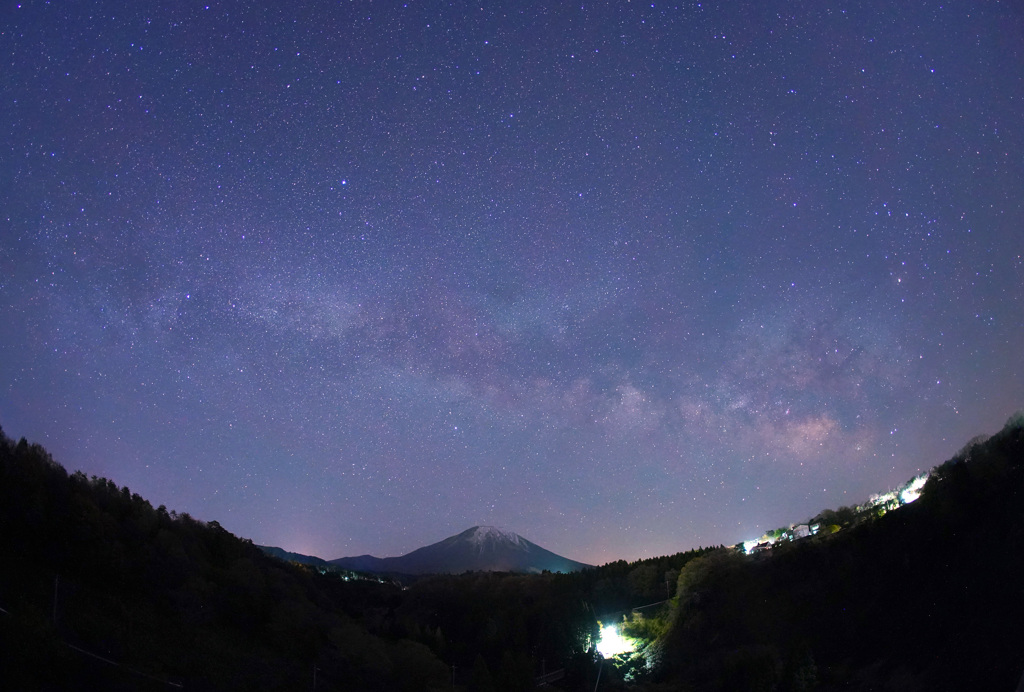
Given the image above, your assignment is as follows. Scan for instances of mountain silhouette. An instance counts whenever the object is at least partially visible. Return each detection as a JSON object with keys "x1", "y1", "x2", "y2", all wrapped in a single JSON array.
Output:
[{"x1": 328, "y1": 526, "x2": 591, "y2": 575}]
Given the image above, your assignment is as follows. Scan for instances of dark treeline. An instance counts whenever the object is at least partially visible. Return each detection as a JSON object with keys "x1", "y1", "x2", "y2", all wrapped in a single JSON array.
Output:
[
  {"x1": 0, "y1": 423, "x2": 705, "y2": 690},
  {"x1": 3, "y1": 414, "x2": 1023, "y2": 690},
  {"x1": 0, "y1": 427, "x2": 453, "y2": 691},
  {"x1": 643, "y1": 413, "x2": 1024, "y2": 691},
  {"x1": 390, "y1": 546, "x2": 718, "y2": 690}
]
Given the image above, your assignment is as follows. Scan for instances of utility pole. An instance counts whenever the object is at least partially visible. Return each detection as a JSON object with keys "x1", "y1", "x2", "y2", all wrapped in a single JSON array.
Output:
[{"x1": 53, "y1": 574, "x2": 59, "y2": 624}]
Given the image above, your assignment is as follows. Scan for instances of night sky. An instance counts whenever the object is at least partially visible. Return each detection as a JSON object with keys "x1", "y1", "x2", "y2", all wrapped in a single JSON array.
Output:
[{"x1": 2, "y1": 1, "x2": 1022, "y2": 565}]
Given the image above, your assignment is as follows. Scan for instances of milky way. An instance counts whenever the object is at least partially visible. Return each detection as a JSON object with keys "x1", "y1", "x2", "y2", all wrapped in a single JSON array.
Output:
[{"x1": 2, "y1": 2, "x2": 1021, "y2": 563}]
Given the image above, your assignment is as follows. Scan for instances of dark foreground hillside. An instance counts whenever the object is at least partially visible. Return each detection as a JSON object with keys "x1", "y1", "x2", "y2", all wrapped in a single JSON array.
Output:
[
  {"x1": 647, "y1": 414, "x2": 1024, "y2": 691},
  {"x1": 0, "y1": 425, "x2": 629, "y2": 691},
  {"x1": 3, "y1": 415, "x2": 1022, "y2": 691},
  {"x1": 0, "y1": 427, "x2": 451, "y2": 691}
]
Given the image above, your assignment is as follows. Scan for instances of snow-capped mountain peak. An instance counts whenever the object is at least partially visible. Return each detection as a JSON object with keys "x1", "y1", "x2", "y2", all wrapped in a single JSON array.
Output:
[
  {"x1": 329, "y1": 526, "x2": 591, "y2": 575},
  {"x1": 465, "y1": 526, "x2": 526, "y2": 549}
]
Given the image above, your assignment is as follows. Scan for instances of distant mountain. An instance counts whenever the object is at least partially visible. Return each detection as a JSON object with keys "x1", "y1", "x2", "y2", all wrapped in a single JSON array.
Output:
[
  {"x1": 329, "y1": 526, "x2": 592, "y2": 575},
  {"x1": 257, "y1": 545, "x2": 331, "y2": 567}
]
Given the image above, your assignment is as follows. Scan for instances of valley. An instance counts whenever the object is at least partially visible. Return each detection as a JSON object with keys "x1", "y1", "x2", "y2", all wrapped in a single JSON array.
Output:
[{"x1": 2, "y1": 414, "x2": 1023, "y2": 690}]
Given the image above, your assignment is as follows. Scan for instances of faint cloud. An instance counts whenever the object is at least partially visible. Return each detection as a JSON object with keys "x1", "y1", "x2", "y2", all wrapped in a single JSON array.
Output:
[
  {"x1": 763, "y1": 414, "x2": 840, "y2": 458},
  {"x1": 245, "y1": 284, "x2": 364, "y2": 340},
  {"x1": 602, "y1": 383, "x2": 664, "y2": 435}
]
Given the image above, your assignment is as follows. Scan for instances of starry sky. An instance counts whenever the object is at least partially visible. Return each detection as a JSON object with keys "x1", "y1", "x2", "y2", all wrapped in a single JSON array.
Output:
[{"x1": 2, "y1": 1, "x2": 1022, "y2": 565}]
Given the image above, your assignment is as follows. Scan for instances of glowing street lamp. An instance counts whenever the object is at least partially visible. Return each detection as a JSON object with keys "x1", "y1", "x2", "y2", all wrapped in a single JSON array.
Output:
[{"x1": 596, "y1": 623, "x2": 634, "y2": 658}]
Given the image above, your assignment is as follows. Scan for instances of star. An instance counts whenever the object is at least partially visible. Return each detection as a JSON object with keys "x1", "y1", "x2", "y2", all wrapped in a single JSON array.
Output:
[{"x1": 0, "y1": 1, "x2": 1021, "y2": 564}]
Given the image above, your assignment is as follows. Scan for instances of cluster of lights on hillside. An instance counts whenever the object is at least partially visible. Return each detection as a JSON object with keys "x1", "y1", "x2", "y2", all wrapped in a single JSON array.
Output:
[
  {"x1": 597, "y1": 473, "x2": 936, "y2": 657},
  {"x1": 868, "y1": 472, "x2": 929, "y2": 511},
  {"x1": 898, "y1": 474, "x2": 928, "y2": 504},
  {"x1": 741, "y1": 472, "x2": 931, "y2": 555}
]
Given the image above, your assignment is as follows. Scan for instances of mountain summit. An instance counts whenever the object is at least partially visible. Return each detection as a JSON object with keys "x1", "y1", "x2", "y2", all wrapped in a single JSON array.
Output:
[{"x1": 329, "y1": 526, "x2": 591, "y2": 575}]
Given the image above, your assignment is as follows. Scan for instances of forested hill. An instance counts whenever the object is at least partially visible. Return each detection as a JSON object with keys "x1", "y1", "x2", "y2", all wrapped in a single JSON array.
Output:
[
  {"x1": 0, "y1": 427, "x2": 452, "y2": 691},
  {"x1": 644, "y1": 413, "x2": 1024, "y2": 691},
  {"x1": 0, "y1": 424, "x2": 698, "y2": 691},
  {"x1": 3, "y1": 414, "x2": 1023, "y2": 691}
]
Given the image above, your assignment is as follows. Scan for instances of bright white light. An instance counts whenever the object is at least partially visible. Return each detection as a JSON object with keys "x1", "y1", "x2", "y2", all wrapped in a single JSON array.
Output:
[
  {"x1": 900, "y1": 475, "x2": 928, "y2": 504},
  {"x1": 596, "y1": 624, "x2": 634, "y2": 658}
]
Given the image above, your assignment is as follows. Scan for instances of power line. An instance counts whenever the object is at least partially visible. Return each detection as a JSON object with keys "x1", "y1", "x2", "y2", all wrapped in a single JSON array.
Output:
[{"x1": 65, "y1": 642, "x2": 183, "y2": 688}]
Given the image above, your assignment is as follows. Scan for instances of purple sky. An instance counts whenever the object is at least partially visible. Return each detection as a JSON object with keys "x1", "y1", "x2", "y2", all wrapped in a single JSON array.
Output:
[{"x1": 2, "y1": 1, "x2": 1021, "y2": 565}]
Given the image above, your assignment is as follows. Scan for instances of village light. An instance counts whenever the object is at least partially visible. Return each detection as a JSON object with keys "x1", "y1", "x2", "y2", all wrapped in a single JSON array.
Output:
[
  {"x1": 900, "y1": 475, "x2": 928, "y2": 504},
  {"x1": 596, "y1": 623, "x2": 635, "y2": 658}
]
